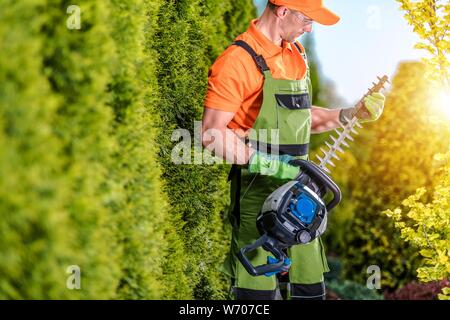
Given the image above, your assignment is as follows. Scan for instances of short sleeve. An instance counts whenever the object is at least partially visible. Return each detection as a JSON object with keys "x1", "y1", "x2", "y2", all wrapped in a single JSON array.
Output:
[{"x1": 204, "y1": 53, "x2": 246, "y2": 113}]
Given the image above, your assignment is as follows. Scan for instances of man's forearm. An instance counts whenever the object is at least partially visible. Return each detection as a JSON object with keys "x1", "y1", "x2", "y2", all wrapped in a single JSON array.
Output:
[
  {"x1": 202, "y1": 127, "x2": 255, "y2": 165},
  {"x1": 203, "y1": 106, "x2": 344, "y2": 161},
  {"x1": 310, "y1": 106, "x2": 342, "y2": 134}
]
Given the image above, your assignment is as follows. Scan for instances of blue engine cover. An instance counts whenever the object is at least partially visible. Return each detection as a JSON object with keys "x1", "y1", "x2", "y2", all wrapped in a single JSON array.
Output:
[{"x1": 289, "y1": 192, "x2": 317, "y2": 225}]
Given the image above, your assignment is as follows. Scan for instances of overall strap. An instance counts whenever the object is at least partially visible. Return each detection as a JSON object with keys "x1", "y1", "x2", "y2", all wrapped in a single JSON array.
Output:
[
  {"x1": 227, "y1": 164, "x2": 242, "y2": 227},
  {"x1": 233, "y1": 40, "x2": 270, "y2": 74},
  {"x1": 293, "y1": 42, "x2": 304, "y2": 54},
  {"x1": 293, "y1": 41, "x2": 312, "y2": 102},
  {"x1": 293, "y1": 42, "x2": 309, "y2": 64}
]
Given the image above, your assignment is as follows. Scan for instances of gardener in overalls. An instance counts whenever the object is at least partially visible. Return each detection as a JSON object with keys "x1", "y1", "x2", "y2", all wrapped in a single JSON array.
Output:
[{"x1": 202, "y1": 0, "x2": 385, "y2": 300}]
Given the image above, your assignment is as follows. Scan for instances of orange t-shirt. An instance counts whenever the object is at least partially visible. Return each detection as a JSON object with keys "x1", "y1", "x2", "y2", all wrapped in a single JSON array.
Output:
[{"x1": 204, "y1": 19, "x2": 308, "y2": 132}]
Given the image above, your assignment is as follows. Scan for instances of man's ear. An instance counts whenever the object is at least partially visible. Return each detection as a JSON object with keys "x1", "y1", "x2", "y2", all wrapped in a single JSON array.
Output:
[{"x1": 275, "y1": 6, "x2": 289, "y2": 19}]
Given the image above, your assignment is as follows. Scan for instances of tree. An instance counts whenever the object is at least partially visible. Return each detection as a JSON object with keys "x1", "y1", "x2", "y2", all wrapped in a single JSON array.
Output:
[
  {"x1": 397, "y1": 0, "x2": 449, "y2": 86},
  {"x1": 326, "y1": 61, "x2": 450, "y2": 291},
  {"x1": 382, "y1": 0, "x2": 450, "y2": 300}
]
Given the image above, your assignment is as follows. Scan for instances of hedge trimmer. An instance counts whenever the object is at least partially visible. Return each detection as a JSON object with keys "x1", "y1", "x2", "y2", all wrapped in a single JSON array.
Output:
[
  {"x1": 238, "y1": 75, "x2": 390, "y2": 276},
  {"x1": 316, "y1": 75, "x2": 390, "y2": 173}
]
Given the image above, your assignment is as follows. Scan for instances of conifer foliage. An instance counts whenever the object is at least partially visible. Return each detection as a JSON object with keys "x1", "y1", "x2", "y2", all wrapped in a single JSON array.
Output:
[{"x1": 0, "y1": 0, "x2": 255, "y2": 299}]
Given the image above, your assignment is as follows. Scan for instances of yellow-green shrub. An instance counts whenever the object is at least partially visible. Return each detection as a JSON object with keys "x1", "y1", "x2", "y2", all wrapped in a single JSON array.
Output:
[{"x1": 385, "y1": 150, "x2": 450, "y2": 299}]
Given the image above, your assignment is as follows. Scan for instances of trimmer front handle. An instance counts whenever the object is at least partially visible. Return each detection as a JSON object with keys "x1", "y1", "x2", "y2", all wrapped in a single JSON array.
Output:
[
  {"x1": 289, "y1": 159, "x2": 342, "y2": 212},
  {"x1": 237, "y1": 234, "x2": 289, "y2": 277}
]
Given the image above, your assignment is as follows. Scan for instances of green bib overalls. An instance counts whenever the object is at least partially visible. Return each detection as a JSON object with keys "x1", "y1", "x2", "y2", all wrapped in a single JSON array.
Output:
[{"x1": 223, "y1": 40, "x2": 329, "y2": 299}]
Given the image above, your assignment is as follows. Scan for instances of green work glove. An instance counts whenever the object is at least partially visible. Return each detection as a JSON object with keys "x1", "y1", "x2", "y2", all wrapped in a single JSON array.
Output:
[
  {"x1": 247, "y1": 151, "x2": 300, "y2": 180},
  {"x1": 339, "y1": 92, "x2": 385, "y2": 124}
]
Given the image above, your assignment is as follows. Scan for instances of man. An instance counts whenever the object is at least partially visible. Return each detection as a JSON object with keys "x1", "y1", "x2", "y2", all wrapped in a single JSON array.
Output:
[{"x1": 202, "y1": 0, "x2": 385, "y2": 300}]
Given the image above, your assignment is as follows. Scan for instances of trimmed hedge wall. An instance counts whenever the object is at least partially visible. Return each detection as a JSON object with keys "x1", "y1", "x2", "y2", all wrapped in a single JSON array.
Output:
[
  {"x1": 1, "y1": 0, "x2": 120, "y2": 299},
  {"x1": 0, "y1": 0, "x2": 255, "y2": 299},
  {"x1": 0, "y1": 0, "x2": 75, "y2": 298},
  {"x1": 153, "y1": 0, "x2": 255, "y2": 299},
  {"x1": 107, "y1": 0, "x2": 170, "y2": 299}
]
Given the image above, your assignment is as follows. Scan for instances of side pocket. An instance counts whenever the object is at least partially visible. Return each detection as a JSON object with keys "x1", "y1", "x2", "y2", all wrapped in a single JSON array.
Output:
[{"x1": 318, "y1": 236, "x2": 330, "y2": 273}]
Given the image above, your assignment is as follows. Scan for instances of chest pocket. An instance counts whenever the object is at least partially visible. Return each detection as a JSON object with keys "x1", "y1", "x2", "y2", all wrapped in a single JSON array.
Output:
[{"x1": 275, "y1": 93, "x2": 311, "y2": 110}]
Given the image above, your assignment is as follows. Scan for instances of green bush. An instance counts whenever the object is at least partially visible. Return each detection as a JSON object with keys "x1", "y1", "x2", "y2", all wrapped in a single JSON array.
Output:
[
  {"x1": 327, "y1": 280, "x2": 384, "y2": 300},
  {"x1": 107, "y1": 0, "x2": 171, "y2": 299},
  {"x1": 0, "y1": 0, "x2": 119, "y2": 298},
  {"x1": 152, "y1": 0, "x2": 255, "y2": 299},
  {"x1": 324, "y1": 256, "x2": 383, "y2": 300},
  {"x1": 44, "y1": 0, "x2": 122, "y2": 299},
  {"x1": 0, "y1": 0, "x2": 72, "y2": 299},
  {"x1": 0, "y1": 0, "x2": 256, "y2": 299}
]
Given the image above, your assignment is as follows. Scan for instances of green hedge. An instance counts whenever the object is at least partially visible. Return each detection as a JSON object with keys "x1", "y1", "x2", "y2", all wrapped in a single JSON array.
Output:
[
  {"x1": 153, "y1": 0, "x2": 255, "y2": 299},
  {"x1": 0, "y1": 0, "x2": 75, "y2": 298},
  {"x1": 0, "y1": 0, "x2": 119, "y2": 298},
  {"x1": 0, "y1": 0, "x2": 255, "y2": 299},
  {"x1": 107, "y1": 0, "x2": 171, "y2": 299}
]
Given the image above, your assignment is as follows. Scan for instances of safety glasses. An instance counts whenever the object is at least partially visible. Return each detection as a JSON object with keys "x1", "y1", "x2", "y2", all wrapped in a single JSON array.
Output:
[{"x1": 291, "y1": 10, "x2": 314, "y2": 26}]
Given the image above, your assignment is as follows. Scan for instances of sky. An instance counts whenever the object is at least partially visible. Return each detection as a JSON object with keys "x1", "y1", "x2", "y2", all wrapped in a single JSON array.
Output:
[{"x1": 253, "y1": 0, "x2": 423, "y2": 106}]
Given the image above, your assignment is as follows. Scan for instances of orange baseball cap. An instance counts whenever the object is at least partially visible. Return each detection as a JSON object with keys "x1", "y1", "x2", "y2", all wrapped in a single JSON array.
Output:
[{"x1": 270, "y1": 0, "x2": 340, "y2": 25}]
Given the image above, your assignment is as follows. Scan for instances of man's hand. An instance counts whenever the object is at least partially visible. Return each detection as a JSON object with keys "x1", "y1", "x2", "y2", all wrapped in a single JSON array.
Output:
[
  {"x1": 360, "y1": 92, "x2": 385, "y2": 123},
  {"x1": 248, "y1": 151, "x2": 300, "y2": 180},
  {"x1": 339, "y1": 92, "x2": 386, "y2": 125}
]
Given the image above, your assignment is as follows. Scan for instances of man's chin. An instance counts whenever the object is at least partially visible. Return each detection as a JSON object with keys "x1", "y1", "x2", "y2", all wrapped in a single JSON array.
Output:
[{"x1": 289, "y1": 33, "x2": 304, "y2": 42}]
